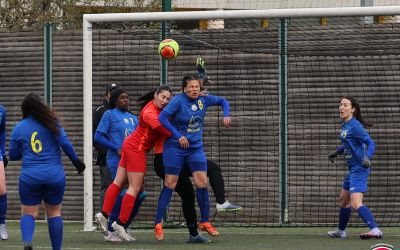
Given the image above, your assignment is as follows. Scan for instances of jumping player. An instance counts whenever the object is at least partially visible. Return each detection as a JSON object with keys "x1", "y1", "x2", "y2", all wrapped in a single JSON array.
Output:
[{"x1": 154, "y1": 74, "x2": 231, "y2": 241}]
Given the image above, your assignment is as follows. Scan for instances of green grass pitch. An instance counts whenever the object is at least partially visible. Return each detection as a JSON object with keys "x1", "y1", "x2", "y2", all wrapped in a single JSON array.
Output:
[{"x1": 0, "y1": 222, "x2": 399, "y2": 249}]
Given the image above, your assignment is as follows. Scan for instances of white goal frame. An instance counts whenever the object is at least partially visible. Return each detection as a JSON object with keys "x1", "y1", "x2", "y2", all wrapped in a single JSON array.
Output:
[{"x1": 82, "y1": 6, "x2": 400, "y2": 231}]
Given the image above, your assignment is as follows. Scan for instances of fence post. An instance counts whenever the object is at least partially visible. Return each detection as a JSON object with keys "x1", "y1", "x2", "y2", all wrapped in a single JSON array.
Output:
[
  {"x1": 279, "y1": 18, "x2": 288, "y2": 225},
  {"x1": 160, "y1": 0, "x2": 171, "y2": 85},
  {"x1": 44, "y1": 23, "x2": 53, "y2": 106}
]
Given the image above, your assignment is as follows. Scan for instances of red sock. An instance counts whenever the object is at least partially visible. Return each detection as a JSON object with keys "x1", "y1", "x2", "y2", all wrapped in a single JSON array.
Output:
[
  {"x1": 118, "y1": 193, "x2": 136, "y2": 225},
  {"x1": 102, "y1": 183, "x2": 121, "y2": 215}
]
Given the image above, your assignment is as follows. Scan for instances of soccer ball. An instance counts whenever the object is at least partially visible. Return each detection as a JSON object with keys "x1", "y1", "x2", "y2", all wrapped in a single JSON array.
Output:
[{"x1": 158, "y1": 39, "x2": 179, "y2": 59}]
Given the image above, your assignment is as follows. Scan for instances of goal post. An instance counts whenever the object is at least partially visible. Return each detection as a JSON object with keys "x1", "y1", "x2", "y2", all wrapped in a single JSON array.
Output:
[{"x1": 83, "y1": 6, "x2": 400, "y2": 231}]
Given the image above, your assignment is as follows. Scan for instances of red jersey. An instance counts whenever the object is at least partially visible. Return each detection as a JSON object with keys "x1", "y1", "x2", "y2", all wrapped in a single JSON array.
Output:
[
  {"x1": 123, "y1": 101, "x2": 170, "y2": 153},
  {"x1": 154, "y1": 136, "x2": 165, "y2": 154}
]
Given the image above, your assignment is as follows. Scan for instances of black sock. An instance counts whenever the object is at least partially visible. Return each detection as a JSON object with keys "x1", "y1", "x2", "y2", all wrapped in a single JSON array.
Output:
[{"x1": 188, "y1": 224, "x2": 199, "y2": 237}]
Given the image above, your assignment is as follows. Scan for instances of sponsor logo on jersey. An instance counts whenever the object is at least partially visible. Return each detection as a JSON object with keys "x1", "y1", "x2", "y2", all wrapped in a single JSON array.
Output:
[{"x1": 341, "y1": 129, "x2": 348, "y2": 138}]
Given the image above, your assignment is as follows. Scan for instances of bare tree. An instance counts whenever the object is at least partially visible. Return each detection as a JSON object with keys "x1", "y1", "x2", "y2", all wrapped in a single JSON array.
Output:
[{"x1": 0, "y1": 0, "x2": 161, "y2": 31}]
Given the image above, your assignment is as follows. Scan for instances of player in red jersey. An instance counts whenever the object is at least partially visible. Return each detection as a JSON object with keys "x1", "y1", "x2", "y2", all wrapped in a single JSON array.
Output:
[{"x1": 97, "y1": 85, "x2": 172, "y2": 241}]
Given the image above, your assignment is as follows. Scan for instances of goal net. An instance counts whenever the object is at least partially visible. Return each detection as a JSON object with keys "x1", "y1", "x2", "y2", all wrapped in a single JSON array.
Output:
[{"x1": 83, "y1": 6, "x2": 400, "y2": 230}]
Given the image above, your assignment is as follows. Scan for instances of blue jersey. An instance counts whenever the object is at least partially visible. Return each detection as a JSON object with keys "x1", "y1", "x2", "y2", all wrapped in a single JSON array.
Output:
[
  {"x1": 0, "y1": 105, "x2": 6, "y2": 157},
  {"x1": 96, "y1": 108, "x2": 138, "y2": 168},
  {"x1": 9, "y1": 116, "x2": 70, "y2": 183},
  {"x1": 160, "y1": 93, "x2": 229, "y2": 145},
  {"x1": 337, "y1": 117, "x2": 375, "y2": 168}
]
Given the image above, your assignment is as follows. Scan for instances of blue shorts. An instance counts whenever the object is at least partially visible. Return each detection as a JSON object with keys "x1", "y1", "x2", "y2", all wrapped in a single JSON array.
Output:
[
  {"x1": 19, "y1": 176, "x2": 66, "y2": 206},
  {"x1": 342, "y1": 165, "x2": 370, "y2": 194},
  {"x1": 163, "y1": 143, "x2": 207, "y2": 176}
]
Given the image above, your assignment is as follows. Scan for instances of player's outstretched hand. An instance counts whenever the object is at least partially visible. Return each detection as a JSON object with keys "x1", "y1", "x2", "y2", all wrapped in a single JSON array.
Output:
[
  {"x1": 72, "y1": 159, "x2": 86, "y2": 174},
  {"x1": 223, "y1": 117, "x2": 231, "y2": 128},
  {"x1": 2, "y1": 156, "x2": 8, "y2": 168},
  {"x1": 362, "y1": 156, "x2": 371, "y2": 168},
  {"x1": 328, "y1": 151, "x2": 339, "y2": 163}
]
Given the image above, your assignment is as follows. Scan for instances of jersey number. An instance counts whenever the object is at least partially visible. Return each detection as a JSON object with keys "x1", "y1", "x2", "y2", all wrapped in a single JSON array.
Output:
[{"x1": 31, "y1": 132, "x2": 43, "y2": 153}]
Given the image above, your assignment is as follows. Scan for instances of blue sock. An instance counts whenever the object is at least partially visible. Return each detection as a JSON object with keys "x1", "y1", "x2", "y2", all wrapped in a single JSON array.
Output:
[
  {"x1": 155, "y1": 187, "x2": 173, "y2": 225},
  {"x1": 108, "y1": 193, "x2": 123, "y2": 232},
  {"x1": 357, "y1": 205, "x2": 377, "y2": 229},
  {"x1": 196, "y1": 188, "x2": 210, "y2": 223},
  {"x1": 0, "y1": 194, "x2": 7, "y2": 224},
  {"x1": 48, "y1": 216, "x2": 63, "y2": 250},
  {"x1": 338, "y1": 207, "x2": 352, "y2": 230},
  {"x1": 20, "y1": 214, "x2": 35, "y2": 244},
  {"x1": 125, "y1": 191, "x2": 147, "y2": 229}
]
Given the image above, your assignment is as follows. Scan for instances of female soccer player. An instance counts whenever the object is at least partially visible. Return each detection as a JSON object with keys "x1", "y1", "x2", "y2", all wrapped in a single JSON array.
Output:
[
  {"x1": 9, "y1": 93, "x2": 85, "y2": 250},
  {"x1": 154, "y1": 74, "x2": 231, "y2": 241},
  {"x1": 94, "y1": 88, "x2": 143, "y2": 242},
  {"x1": 97, "y1": 85, "x2": 172, "y2": 241},
  {"x1": 327, "y1": 96, "x2": 382, "y2": 239},
  {"x1": 0, "y1": 104, "x2": 8, "y2": 240}
]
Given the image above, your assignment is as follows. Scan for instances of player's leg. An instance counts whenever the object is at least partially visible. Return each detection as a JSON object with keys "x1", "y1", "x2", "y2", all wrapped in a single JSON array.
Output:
[
  {"x1": 154, "y1": 147, "x2": 185, "y2": 241},
  {"x1": 103, "y1": 164, "x2": 123, "y2": 241},
  {"x1": 45, "y1": 204, "x2": 63, "y2": 250},
  {"x1": 176, "y1": 169, "x2": 210, "y2": 243},
  {"x1": 328, "y1": 188, "x2": 350, "y2": 238},
  {"x1": 190, "y1": 149, "x2": 219, "y2": 237},
  {"x1": 20, "y1": 205, "x2": 39, "y2": 250},
  {"x1": 99, "y1": 163, "x2": 113, "y2": 209},
  {"x1": 43, "y1": 176, "x2": 65, "y2": 250},
  {"x1": 19, "y1": 178, "x2": 42, "y2": 249},
  {"x1": 0, "y1": 160, "x2": 7, "y2": 240},
  {"x1": 112, "y1": 171, "x2": 144, "y2": 241},
  {"x1": 111, "y1": 149, "x2": 146, "y2": 241},
  {"x1": 154, "y1": 173, "x2": 179, "y2": 241},
  {"x1": 125, "y1": 190, "x2": 147, "y2": 227},
  {"x1": 192, "y1": 170, "x2": 219, "y2": 237},
  {"x1": 95, "y1": 163, "x2": 113, "y2": 233},
  {"x1": 349, "y1": 168, "x2": 382, "y2": 239},
  {"x1": 207, "y1": 159, "x2": 241, "y2": 212},
  {"x1": 105, "y1": 190, "x2": 124, "y2": 242},
  {"x1": 98, "y1": 165, "x2": 127, "y2": 233},
  {"x1": 154, "y1": 153, "x2": 209, "y2": 243}
]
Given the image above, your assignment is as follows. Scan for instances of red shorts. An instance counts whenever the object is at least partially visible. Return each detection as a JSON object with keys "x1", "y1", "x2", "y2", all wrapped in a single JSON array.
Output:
[{"x1": 118, "y1": 148, "x2": 147, "y2": 173}]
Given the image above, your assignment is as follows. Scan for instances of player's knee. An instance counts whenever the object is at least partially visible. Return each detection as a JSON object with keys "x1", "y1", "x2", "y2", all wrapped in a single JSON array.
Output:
[
  {"x1": 338, "y1": 197, "x2": 350, "y2": 207},
  {"x1": 194, "y1": 179, "x2": 208, "y2": 188},
  {"x1": 350, "y1": 202, "x2": 362, "y2": 210},
  {"x1": 24, "y1": 211, "x2": 39, "y2": 218},
  {"x1": 164, "y1": 180, "x2": 177, "y2": 189}
]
